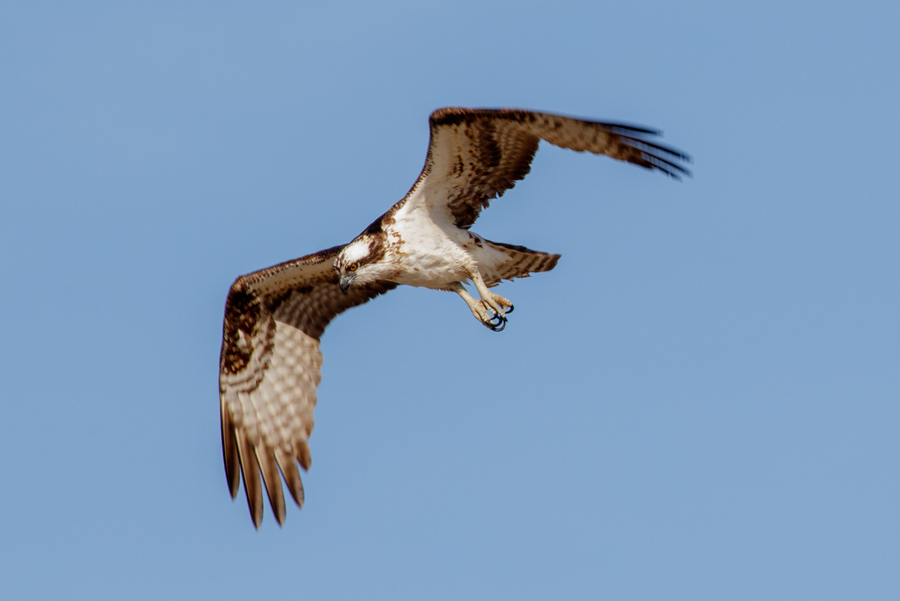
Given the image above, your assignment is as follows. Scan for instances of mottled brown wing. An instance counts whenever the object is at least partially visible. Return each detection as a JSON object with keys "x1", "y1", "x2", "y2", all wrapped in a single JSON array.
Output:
[
  {"x1": 407, "y1": 107, "x2": 691, "y2": 229},
  {"x1": 219, "y1": 245, "x2": 395, "y2": 527}
]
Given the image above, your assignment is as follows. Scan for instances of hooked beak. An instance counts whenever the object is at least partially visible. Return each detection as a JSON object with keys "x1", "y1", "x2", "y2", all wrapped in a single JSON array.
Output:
[{"x1": 339, "y1": 273, "x2": 355, "y2": 294}]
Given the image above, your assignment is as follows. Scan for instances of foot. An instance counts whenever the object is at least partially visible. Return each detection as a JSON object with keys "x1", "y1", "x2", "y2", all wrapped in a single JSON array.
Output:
[
  {"x1": 449, "y1": 282, "x2": 513, "y2": 332},
  {"x1": 482, "y1": 291, "x2": 514, "y2": 317},
  {"x1": 478, "y1": 301, "x2": 507, "y2": 332}
]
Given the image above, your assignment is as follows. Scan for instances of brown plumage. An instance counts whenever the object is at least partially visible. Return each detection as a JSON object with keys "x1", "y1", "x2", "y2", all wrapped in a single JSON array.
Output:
[
  {"x1": 219, "y1": 247, "x2": 395, "y2": 527},
  {"x1": 219, "y1": 108, "x2": 690, "y2": 526},
  {"x1": 397, "y1": 108, "x2": 689, "y2": 230}
]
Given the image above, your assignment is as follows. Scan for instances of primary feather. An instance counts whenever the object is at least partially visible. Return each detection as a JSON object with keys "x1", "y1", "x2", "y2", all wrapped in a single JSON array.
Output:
[{"x1": 219, "y1": 108, "x2": 690, "y2": 526}]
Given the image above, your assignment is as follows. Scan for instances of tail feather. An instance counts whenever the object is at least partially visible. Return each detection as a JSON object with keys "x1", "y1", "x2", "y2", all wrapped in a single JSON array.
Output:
[{"x1": 482, "y1": 239, "x2": 560, "y2": 286}]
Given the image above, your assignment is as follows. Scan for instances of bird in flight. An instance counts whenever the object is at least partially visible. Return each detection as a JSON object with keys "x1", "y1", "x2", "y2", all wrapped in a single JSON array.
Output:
[{"x1": 219, "y1": 107, "x2": 690, "y2": 526}]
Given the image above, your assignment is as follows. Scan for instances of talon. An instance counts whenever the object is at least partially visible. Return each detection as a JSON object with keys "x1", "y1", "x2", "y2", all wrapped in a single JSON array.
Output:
[
  {"x1": 481, "y1": 319, "x2": 499, "y2": 332},
  {"x1": 485, "y1": 311, "x2": 507, "y2": 332},
  {"x1": 506, "y1": 304, "x2": 514, "y2": 314}
]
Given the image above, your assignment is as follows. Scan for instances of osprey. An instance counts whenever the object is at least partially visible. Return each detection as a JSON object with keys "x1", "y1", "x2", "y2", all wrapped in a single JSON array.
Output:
[{"x1": 219, "y1": 108, "x2": 690, "y2": 526}]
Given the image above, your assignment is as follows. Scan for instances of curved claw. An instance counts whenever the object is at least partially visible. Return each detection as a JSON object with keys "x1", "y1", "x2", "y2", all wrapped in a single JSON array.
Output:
[
  {"x1": 486, "y1": 311, "x2": 507, "y2": 332},
  {"x1": 505, "y1": 304, "x2": 514, "y2": 314}
]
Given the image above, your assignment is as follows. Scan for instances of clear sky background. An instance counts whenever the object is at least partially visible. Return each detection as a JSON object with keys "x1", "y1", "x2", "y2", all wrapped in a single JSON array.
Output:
[{"x1": 2, "y1": 1, "x2": 898, "y2": 599}]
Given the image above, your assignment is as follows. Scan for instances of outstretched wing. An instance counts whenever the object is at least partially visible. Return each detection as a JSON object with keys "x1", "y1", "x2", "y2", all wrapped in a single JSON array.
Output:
[
  {"x1": 219, "y1": 245, "x2": 395, "y2": 527},
  {"x1": 401, "y1": 107, "x2": 691, "y2": 230}
]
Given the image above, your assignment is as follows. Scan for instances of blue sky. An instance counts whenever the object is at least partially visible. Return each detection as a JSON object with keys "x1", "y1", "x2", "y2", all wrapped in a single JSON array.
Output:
[{"x1": 2, "y1": 1, "x2": 898, "y2": 599}]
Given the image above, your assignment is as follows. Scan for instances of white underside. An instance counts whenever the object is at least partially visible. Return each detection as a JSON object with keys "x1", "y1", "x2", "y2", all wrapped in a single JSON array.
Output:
[{"x1": 380, "y1": 189, "x2": 507, "y2": 289}]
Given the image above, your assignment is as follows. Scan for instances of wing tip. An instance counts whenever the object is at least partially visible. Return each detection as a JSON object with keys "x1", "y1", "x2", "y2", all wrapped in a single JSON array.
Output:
[
  {"x1": 220, "y1": 400, "x2": 242, "y2": 499},
  {"x1": 618, "y1": 134, "x2": 693, "y2": 179},
  {"x1": 236, "y1": 431, "x2": 265, "y2": 528},
  {"x1": 297, "y1": 441, "x2": 312, "y2": 471},
  {"x1": 257, "y1": 447, "x2": 287, "y2": 526},
  {"x1": 276, "y1": 448, "x2": 307, "y2": 509},
  {"x1": 228, "y1": 435, "x2": 312, "y2": 526}
]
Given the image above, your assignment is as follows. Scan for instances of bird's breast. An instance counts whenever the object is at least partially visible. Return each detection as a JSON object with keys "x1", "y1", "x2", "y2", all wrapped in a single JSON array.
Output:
[{"x1": 385, "y1": 216, "x2": 471, "y2": 289}]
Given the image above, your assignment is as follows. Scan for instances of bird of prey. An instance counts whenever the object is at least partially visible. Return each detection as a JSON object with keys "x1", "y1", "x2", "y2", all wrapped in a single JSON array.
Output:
[{"x1": 219, "y1": 107, "x2": 690, "y2": 526}]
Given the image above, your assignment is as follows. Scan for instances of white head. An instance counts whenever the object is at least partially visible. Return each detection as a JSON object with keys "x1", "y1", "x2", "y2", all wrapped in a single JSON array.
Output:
[{"x1": 334, "y1": 234, "x2": 383, "y2": 293}]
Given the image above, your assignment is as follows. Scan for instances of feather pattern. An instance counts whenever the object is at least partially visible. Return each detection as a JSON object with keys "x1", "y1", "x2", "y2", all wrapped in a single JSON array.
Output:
[
  {"x1": 395, "y1": 108, "x2": 690, "y2": 230},
  {"x1": 219, "y1": 246, "x2": 395, "y2": 527},
  {"x1": 218, "y1": 107, "x2": 689, "y2": 526},
  {"x1": 480, "y1": 239, "x2": 561, "y2": 285}
]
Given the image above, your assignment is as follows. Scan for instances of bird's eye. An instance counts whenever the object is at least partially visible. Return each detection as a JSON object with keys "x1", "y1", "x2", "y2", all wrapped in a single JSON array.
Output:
[{"x1": 348, "y1": 263, "x2": 358, "y2": 272}]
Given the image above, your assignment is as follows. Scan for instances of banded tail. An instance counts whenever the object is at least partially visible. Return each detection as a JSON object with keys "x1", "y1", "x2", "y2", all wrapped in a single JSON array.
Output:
[{"x1": 482, "y1": 239, "x2": 560, "y2": 286}]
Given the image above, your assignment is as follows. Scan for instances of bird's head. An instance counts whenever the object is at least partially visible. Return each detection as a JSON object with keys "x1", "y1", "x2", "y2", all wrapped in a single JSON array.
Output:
[{"x1": 334, "y1": 235, "x2": 380, "y2": 293}]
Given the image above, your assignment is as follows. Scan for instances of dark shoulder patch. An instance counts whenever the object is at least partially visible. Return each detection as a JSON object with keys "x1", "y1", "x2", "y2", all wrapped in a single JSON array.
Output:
[{"x1": 221, "y1": 281, "x2": 263, "y2": 375}]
